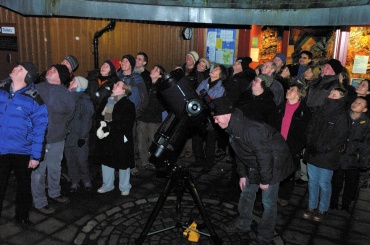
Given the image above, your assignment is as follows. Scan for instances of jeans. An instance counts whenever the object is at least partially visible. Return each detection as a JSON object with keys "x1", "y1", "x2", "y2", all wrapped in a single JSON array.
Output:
[
  {"x1": 100, "y1": 164, "x2": 131, "y2": 192},
  {"x1": 31, "y1": 141, "x2": 65, "y2": 209},
  {"x1": 307, "y1": 163, "x2": 333, "y2": 212},
  {"x1": 235, "y1": 177, "x2": 279, "y2": 243},
  {"x1": 0, "y1": 154, "x2": 32, "y2": 219},
  {"x1": 65, "y1": 145, "x2": 91, "y2": 188}
]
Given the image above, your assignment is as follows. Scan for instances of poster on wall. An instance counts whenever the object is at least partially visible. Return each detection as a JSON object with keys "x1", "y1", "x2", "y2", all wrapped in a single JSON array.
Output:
[
  {"x1": 206, "y1": 28, "x2": 236, "y2": 66},
  {"x1": 352, "y1": 55, "x2": 369, "y2": 74}
]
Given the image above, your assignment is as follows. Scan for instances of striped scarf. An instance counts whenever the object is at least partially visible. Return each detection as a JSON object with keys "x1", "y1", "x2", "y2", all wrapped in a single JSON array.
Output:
[{"x1": 102, "y1": 94, "x2": 125, "y2": 122}]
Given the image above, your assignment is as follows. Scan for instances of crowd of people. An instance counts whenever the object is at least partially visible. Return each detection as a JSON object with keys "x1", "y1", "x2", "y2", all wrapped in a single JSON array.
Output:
[{"x1": 1, "y1": 50, "x2": 370, "y2": 245}]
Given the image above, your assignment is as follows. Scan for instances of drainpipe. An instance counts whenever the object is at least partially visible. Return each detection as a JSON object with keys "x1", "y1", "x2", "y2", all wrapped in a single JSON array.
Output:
[{"x1": 93, "y1": 20, "x2": 116, "y2": 69}]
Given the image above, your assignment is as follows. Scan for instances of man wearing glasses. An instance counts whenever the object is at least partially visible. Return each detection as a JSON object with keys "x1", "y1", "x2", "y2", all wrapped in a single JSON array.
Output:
[{"x1": 296, "y1": 51, "x2": 313, "y2": 80}]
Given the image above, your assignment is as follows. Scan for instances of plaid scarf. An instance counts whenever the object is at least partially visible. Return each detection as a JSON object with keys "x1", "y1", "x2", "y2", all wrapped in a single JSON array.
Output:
[{"x1": 102, "y1": 94, "x2": 125, "y2": 122}]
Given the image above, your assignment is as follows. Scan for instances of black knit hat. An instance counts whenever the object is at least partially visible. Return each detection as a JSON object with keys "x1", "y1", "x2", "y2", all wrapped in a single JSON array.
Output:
[
  {"x1": 236, "y1": 57, "x2": 252, "y2": 71},
  {"x1": 121, "y1": 54, "x2": 136, "y2": 71},
  {"x1": 52, "y1": 64, "x2": 70, "y2": 85},
  {"x1": 326, "y1": 59, "x2": 343, "y2": 75},
  {"x1": 286, "y1": 64, "x2": 299, "y2": 77},
  {"x1": 211, "y1": 97, "x2": 234, "y2": 116},
  {"x1": 20, "y1": 62, "x2": 39, "y2": 84},
  {"x1": 63, "y1": 55, "x2": 79, "y2": 71}
]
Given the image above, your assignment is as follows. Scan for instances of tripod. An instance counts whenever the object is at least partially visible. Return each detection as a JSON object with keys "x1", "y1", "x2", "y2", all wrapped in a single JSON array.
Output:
[{"x1": 135, "y1": 164, "x2": 223, "y2": 244}]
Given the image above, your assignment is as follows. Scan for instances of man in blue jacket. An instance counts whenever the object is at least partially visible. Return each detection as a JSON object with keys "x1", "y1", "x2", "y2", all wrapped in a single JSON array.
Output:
[{"x1": 0, "y1": 62, "x2": 48, "y2": 226}]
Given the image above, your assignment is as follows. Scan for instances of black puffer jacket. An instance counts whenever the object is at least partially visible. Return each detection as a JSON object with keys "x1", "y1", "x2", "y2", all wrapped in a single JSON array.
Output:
[
  {"x1": 226, "y1": 109, "x2": 295, "y2": 185},
  {"x1": 304, "y1": 97, "x2": 351, "y2": 170},
  {"x1": 340, "y1": 112, "x2": 370, "y2": 169}
]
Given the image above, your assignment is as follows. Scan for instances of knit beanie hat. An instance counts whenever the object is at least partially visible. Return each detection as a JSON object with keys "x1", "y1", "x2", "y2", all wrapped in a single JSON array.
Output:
[
  {"x1": 104, "y1": 59, "x2": 121, "y2": 76},
  {"x1": 199, "y1": 58, "x2": 211, "y2": 69},
  {"x1": 187, "y1": 51, "x2": 199, "y2": 65},
  {"x1": 20, "y1": 62, "x2": 39, "y2": 84},
  {"x1": 274, "y1": 53, "x2": 286, "y2": 65},
  {"x1": 121, "y1": 54, "x2": 136, "y2": 71},
  {"x1": 63, "y1": 55, "x2": 79, "y2": 72},
  {"x1": 73, "y1": 76, "x2": 88, "y2": 90},
  {"x1": 326, "y1": 59, "x2": 343, "y2": 75},
  {"x1": 52, "y1": 64, "x2": 70, "y2": 85},
  {"x1": 256, "y1": 74, "x2": 273, "y2": 88},
  {"x1": 212, "y1": 97, "x2": 234, "y2": 116},
  {"x1": 236, "y1": 57, "x2": 252, "y2": 71}
]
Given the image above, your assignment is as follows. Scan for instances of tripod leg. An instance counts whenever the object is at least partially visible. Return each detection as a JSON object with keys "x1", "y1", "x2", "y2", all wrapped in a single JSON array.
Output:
[
  {"x1": 185, "y1": 173, "x2": 223, "y2": 245},
  {"x1": 135, "y1": 177, "x2": 176, "y2": 245}
]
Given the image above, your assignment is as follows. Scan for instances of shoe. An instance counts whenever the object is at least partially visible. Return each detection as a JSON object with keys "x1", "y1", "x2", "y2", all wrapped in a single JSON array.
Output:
[
  {"x1": 143, "y1": 163, "x2": 156, "y2": 170},
  {"x1": 313, "y1": 210, "x2": 327, "y2": 222},
  {"x1": 85, "y1": 186, "x2": 92, "y2": 192},
  {"x1": 303, "y1": 208, "x2": 315, "y2": 219},
  {"x1": 121, "y1": 191, "x2": 130, "y2": 196},
  {"x1": 295, "y1": 179, "x2": 308, "y2": 185},
  {"x1": 131, "y1": 168, "x2": 139, "y2": 176},
  {"x1": 51, "y1": 195, "x2": 70, "y2": 203},
  {"x1": 221, "y1": 221, "x2": 250, "y2": 233},
  {"x1": 97, "y1": 187, "x2": 113, "y2": 193},
  {"x1": 15, "y1": 217, "x2": 33, "y2": 228},
  {"x1": 278, "y1": 198, "x2": 289, "y2": 207},
  {"x1": 36, "y1": 205, "x2": 56, "y2": 215},
  {"x1": 69, "y1": 187, "x2": 77, "y2": 193},
  {"x1": 359, "y1": 180, "x2": 368, "y2": 189}
]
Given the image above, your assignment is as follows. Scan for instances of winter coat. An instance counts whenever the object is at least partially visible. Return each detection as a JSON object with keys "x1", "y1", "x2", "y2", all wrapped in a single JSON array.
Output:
[
  {"x1": 224, "y1": 71, "x2": 254, "y2": 107},
  {"x1": 0, "y1": 80, "x2": 48, "y2": 160},
  {"x1": 304, "y1": 97, "x2": 351, "y2": 170},
  {"x1": 35, "y1": 81, "x2": 75, "y2": 144},
  {"x1": 277, "y1": 101, "x2": 312, "y2": 165},
  {"x1": 270, "y1": 79, "x2": 285, "y2": 107},
  {"x1": 196, "y1": 78, "x2": 225, "y2": 99},
  {"x1": 238, "y1": 89, "x2": 279, "y2": 129},
  {"x1": 226, "y1": 109, "x2": 295, "y2": 184},
  {"x1": 65, "y1": 92, "x2": 94, "y2": 147},
  {"x1": 117, "y1": 71, "x2": 148, "y2": 118},
  {"x1": 305, "y1": 75, "x2": 341, "y2": 111},
  {"x1": 98, "y1": 96, "x2": 136, "y2": 169},
  {"x1": 138, "y1": 81, "x2": 164, "y2": 124},
  {"x1": 340, "y1": 112, "x2": 370, "y2": 169}
]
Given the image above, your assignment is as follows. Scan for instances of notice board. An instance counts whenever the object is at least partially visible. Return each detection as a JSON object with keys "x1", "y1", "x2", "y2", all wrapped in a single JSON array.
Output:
[{"x1": 206, "y1": 28, "x2": 237, "y2": 66}]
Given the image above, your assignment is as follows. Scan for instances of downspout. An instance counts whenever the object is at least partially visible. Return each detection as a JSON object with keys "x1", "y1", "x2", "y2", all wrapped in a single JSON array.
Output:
[{"x1": 93, "y1": 20, "x2": 116, "y2": 69}]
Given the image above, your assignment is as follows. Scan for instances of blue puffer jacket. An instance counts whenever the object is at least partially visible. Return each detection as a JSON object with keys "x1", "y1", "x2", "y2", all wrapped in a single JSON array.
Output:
[{"x1": 0, "y1": 80, "x2": 48, "y2": 160}]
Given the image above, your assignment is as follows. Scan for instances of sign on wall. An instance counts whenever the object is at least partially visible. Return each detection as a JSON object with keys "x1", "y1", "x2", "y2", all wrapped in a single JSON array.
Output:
[{"x1": 206, "y1": 28, "x2": 236, "y2": 66}]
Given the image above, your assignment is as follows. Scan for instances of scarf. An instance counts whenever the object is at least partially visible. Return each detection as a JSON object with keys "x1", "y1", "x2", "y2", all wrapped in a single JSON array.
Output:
[{"x1": 102, "y1": 94, "x2": 125, "y2": 122}]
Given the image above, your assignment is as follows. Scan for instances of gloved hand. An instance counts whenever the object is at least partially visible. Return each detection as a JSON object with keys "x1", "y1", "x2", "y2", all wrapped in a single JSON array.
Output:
[
  {"x1": 77, "y1": 139, "x2": 85, "y2": 147},
  {"x1": 96, "y1": 121, "x2": 110, "y2": 139}
]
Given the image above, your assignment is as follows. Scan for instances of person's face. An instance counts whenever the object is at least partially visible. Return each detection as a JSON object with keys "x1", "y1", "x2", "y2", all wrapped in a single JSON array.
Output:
[
  {"x1": 286, "y1": 86, "x2": 300, "y2": 101},
  {"x1": 273, "y1": 57, "x2": 284, "y2": 69},
  {"x1": 121, "y1": 58, "x2": 132, "y2": 72},
  {"x1": 135, "y1": 54, "x2": 146, "y2": 69},
  {"x1": 186, "y1": 54, "x2": 195, "y2": 67},
  {"x1": 328, "y1": 90, "x2": 342, "y2": 99},
  {"x1": 150, "y1": 66, "x2": 162, "y2": 83},
  {"x1": 61, "y1": 59, "x2": 73, "y2": 73},
  {"x1": 351, "y1": 98, "x2": 368, "y2": 113},
  {"x1": 303, "y1": 68, "x2": 314, "y2": 80},
  {"x1": 197, "y1": 61, "x2": 207, "y2": 72},
  {"x1": 321, "y1": 63, "x2": 336, "y2": 76},
  {"x1": 213, "y1": 114, "x2": 231, "y2": 129},
  {"x1": 100, "y1": 62, "x2": 111, "y2": 76},
  {"x1": 9, "y1": 65, "x2": 28, "y2": 82},
  {"x1": 68, "y1": 78, "x2": 77, "y2": 89},
  {"x1": 112, "y1": 81, "x2": 126, "y2": 95},
  {"x1": 209, "y1": 66, "x2": 221, "y2": 81},
  {"x1": 261, "y1": 62, "x2": 275, "y2": 76},
  {"x1": 252, "y1": 77, "x2": 264, "y2": 94},
  {"x1": 280, "y1": 66, "x2": 290, "y2": 78},
  {"x1": 356, "y1": 80, "x2": 370, "y2": 96},
  {"x1": 232, "y1": 60, "x2": 243, "y2": 74},
  {"x1": 45, "y1": 66, "x2": 61, "y2": 84},
  {"x1": 299, "y1": 53, "x2": 311, "y2": 66}
]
